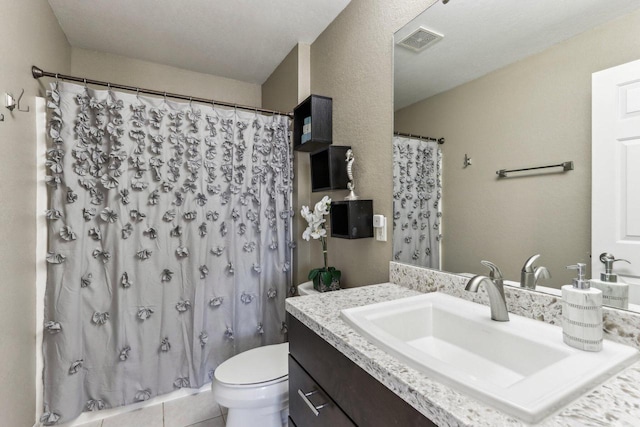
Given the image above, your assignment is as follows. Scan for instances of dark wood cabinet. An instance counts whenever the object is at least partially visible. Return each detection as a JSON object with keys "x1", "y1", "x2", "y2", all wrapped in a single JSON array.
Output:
[
  {"x1": 289, "y1": 355, "x2": 355, "y2": 427},
  {"x1": 330, "y1": 200, "x2": 374, "y2": 239},
  {"x1": 287, "y1": 313, "x2": 435, "y2": 427},
  {"x1": 293, "y1": 95, "x2": 332, "y2": 152},
  {"x1": 310, "y1": 145, "x2": 351, "y2": 192}
]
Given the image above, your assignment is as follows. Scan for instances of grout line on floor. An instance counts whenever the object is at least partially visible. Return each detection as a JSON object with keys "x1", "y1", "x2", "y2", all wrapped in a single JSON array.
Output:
[
  {"x1": 218, "y1": 404, "x2": 225, "y2": 424},
  {"x1": 188, "y1": 414, "x2": 226, "y2": 427}
]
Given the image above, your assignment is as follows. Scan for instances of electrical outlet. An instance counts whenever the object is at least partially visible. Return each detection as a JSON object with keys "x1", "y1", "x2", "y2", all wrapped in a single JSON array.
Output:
[{"x1": 373, "y1": 214, "x2": 387, "y2": 242}]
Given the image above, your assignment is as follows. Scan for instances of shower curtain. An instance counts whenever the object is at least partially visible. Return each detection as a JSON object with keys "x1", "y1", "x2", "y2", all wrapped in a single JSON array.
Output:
[
  {"x1": 392, "y1": 135, "x2": 442, "y2": 269},
  {"x1": 41, "y1": 81, "x2": 293, "y2": 425}
]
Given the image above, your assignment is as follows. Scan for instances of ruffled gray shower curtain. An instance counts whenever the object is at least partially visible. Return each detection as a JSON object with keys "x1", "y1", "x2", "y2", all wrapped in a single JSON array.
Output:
[
  {"x1": 392, "y1": 135, "x2": 442, "y2": 268},
  {"x1": 41, "y1": 81, "x2": 293, "y2": 424}
]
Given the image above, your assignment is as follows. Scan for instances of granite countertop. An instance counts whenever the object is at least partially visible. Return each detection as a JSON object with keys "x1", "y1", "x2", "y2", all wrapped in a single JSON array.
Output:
[{"x1": 285, "y1": 283, "x2": 640, "y2": 427}]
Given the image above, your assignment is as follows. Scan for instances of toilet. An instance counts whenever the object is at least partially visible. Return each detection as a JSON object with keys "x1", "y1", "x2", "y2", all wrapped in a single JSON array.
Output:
[
  {"x1": 212, "y1": 284, "x2": 320, "y2": 426},
  {"x1": 212, "y1": 342, "x2": 289, "y2": 427},
  {"x1": 297, "y1": 280, "x2": 320, "y2": 296}
]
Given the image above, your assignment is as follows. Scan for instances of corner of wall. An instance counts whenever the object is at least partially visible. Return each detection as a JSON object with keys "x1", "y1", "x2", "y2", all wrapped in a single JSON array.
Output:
[
  {"x1": 297, "y1": 43, "x2": 311, "y2": 102},
  {"x1": 261, "y1": 43, "x2": 314, "y2": 286}
]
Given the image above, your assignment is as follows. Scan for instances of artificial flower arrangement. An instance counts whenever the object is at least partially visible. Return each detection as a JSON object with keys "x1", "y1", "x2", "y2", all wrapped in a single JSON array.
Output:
[{"x1": 301, "y1": 196, "x2": 341, "y2": 292}]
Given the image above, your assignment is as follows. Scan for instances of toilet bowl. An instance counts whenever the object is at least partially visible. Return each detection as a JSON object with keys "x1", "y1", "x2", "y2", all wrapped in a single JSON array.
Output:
[
  {"x1": 212, "y1": 342, "x2": 289, "y2": 427},
  {"x1": 297, "y1": 280, "x2": 320, "y2": 296}
]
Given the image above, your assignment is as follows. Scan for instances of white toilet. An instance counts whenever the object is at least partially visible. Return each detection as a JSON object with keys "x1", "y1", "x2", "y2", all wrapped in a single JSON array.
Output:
[
  {"x1": 212, "y1": 284, "x2": 320, "y2": 426},
  {"x1": 212, "y1": 342, "x2": 289, "y2": 427},
  {"x1": 297, "y1": 280, "x2": 320, "y2": 296}
]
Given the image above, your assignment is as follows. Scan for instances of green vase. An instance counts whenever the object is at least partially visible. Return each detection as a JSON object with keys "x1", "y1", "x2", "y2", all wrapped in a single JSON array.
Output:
[{"x1": 309, "y1": 267, "x2": 341, "y2": 292}]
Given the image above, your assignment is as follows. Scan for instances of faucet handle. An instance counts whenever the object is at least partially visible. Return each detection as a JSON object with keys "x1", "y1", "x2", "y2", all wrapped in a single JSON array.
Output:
[
  {"x1": 481, "y1": 260, "x2": 503, "y2": 280},
  {"x1": 522, "y1": 254, "x2": 541, "y2": 273},
  {"x1": 534, "y1": 265, "x2": 551, "y2": 281}
]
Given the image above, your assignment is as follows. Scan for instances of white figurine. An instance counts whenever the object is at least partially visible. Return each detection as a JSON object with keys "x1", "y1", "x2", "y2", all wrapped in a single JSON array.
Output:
[{"x1": 345, "y1": 149, "x2": 359, "y2": 200}]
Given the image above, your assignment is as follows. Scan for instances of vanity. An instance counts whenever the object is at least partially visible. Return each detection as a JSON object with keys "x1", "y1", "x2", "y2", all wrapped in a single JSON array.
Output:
[
  {"x1": 287, "y1": 312, "x2": 431, "y2": 426},
  {"x1": 286, "y1": 262, "x2": 640, "y2": 426}
]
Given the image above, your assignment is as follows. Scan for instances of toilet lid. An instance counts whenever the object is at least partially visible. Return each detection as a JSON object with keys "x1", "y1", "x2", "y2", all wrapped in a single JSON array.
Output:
[{"x1": 215, "y1": 342, "x2": 289, "y2": 385}]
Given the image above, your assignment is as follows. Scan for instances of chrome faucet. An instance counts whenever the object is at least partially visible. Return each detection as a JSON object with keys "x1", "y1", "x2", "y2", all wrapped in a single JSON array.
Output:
[
  {"x1": 465, "y1": 260, "x2": 509, "y2": 322},
  {"x1": 520, "y1": 254, "x2": 551, "y2": 289}
]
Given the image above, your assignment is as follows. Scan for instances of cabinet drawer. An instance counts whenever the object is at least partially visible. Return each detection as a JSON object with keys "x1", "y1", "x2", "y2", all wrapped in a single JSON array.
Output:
[
  {"x1": 288, "y1": 313, "x2": 435, "y2": 426},
  {"x1": 289, "y1": 355, "x2": 356, "y2": 427}
]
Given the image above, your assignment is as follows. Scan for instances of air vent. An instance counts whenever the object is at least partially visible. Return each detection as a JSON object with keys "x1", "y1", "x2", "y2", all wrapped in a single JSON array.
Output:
[{"x1": 397, "y1": 27, "x2": 443, "y2": 52}]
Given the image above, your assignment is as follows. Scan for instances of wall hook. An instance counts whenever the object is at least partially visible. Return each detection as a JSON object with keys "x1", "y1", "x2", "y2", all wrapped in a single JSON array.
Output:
[
  {"x1": 5, "y1": 89, "x2": 29, "y2": 113},
  {"x1": 0, "y1": 113, "x2": 4, "y2": 122},
  {"x1": 463, "y1": 154, "x2": 472, "y2": 168}
]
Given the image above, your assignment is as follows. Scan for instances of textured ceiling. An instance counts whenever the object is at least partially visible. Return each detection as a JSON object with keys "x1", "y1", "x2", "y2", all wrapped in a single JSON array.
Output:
[
  {"x1": 395, "y1": 0, "x2": 640, "y2": 110},
  {"x1": 48, "y1": 0, "x2": 351, "y2": 84}
]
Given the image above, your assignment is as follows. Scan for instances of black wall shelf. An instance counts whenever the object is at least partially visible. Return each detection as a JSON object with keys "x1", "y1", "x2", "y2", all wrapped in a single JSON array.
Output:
[
  {"x1": 310, "y1": 145, "x2": 351, "y2": 192},
  {"x1": 293, "y1": 95, "x2": 332, "y2": 152},
  {"x1": 330, "y1": 200, "x2": 373, "y2": 239}
]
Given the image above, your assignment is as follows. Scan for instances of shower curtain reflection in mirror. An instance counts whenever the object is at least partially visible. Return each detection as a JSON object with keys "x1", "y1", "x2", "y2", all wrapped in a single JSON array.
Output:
[{"x1": 392, "y1": 136, "x2": 442, "y2": 269}]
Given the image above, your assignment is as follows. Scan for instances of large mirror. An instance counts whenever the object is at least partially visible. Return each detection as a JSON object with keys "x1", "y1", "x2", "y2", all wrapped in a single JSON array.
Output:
[{"x1": 393, "y1": 0, "x2": 640, "y2": 310}]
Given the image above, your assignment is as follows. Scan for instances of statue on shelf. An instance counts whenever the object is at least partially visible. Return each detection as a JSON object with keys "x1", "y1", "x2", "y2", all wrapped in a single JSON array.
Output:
[{"x1": 345, "y1": 149, "x2": 359, "y2": 201}]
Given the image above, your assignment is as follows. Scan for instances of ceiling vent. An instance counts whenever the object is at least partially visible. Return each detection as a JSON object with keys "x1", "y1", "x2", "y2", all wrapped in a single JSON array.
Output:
[{"x1": 397, "y1": 27, "x2": 443, "y2": 52}]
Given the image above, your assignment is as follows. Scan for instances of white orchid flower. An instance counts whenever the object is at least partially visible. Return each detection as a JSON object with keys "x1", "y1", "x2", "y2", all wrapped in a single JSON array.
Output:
[
  {"x1": 301, "y1": 205, "x2": 313, "y2": 223},
  {"x1": 314, "y1": 196, "x2": 331, "y2": 216},
  {"x1": 300, "y1": 197, "x2": 332, "y2": 241},
  {"x1": 302, "y1": 226, "x2": 312, "y2": 241},
  {"x1": 311, "y1": 228, "x2": 327, "y2": 239},
  {"x1": 301, "y1": 196, "x2": 339, "y2": 287}
]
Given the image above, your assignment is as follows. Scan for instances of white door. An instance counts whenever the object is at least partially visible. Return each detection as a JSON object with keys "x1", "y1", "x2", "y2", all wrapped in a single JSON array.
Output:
[{"x1": 592, "y1": 59, "x2": 640, "y2": 306}]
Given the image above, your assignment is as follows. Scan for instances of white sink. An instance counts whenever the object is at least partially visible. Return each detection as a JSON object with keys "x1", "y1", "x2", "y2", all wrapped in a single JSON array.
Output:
[{"x1": 340, "y1": 292, "x2": 639, "y2": 423}]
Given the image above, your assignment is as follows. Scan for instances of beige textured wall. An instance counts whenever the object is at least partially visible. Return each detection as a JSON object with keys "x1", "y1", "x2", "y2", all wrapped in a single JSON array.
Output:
[
  {"x1": 395, "y1": 9, "x2": 640, "y2": 286},
  {"x1": 71, "y1": 48, "x2": 261, "y2": 107},
  {"x1": 0, "y1": 1, "x2": 71, "y2": 425},
  {"x1": 262, "y1": 46, "x2": 299, "y2": 112},
  {"x1": 309, "y1": 0, "x2": 436, "y2": 287}
]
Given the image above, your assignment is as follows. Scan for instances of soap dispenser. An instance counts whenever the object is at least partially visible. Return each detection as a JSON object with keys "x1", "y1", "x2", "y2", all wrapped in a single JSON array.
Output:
[
  {"x1": 590, "y1": 253, "x2": 630, "y2": 309},
  {"x1": 562, "y1": 263, "x2": 603, "y2": 352}
]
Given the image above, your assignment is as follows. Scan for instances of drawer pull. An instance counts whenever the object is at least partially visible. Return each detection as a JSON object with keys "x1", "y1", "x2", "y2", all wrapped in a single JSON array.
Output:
[{"x1": 297, "y1": 389, "x2": 327, "y2": 416}]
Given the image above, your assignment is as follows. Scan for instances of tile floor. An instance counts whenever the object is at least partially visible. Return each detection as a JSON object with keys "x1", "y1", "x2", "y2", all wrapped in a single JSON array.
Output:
[{"x1": 76, "y1": 390, "x2": 226, "y2": 427}]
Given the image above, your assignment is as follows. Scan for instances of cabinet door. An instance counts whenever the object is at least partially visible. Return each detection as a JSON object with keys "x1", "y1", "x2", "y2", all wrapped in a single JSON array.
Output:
[
  {"x1": 289, "y1": 356, "x2": 356, "y2": 427},
  {"x1": 288, "y1": 314, "x2": 435, "y2": 426}
]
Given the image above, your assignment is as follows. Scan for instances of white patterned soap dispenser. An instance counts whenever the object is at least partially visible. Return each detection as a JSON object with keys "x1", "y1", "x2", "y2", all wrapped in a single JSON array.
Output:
[{"x1": 562, "y1": 263, "x2": 603, "y2": 352}]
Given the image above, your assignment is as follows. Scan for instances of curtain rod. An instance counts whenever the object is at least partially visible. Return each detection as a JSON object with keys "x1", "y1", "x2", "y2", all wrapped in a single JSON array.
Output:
[
  {"x1": 394, "y1": 131, "x2": 445, "y2": 145},
  {"x1": 32, "y1": 66, "x2": 293, "y2": 118}
]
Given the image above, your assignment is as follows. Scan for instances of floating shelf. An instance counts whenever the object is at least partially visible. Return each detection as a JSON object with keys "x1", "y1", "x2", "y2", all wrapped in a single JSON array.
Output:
[
  {"x1": 293, "y1": 95, "x2": 332, "y2": 152},
  {"x1": 330, "y1": 200, "x2": 373, "y2": 239},
  {"x1": 310, "y1": 145, "x2": 351, "y2": 192}
]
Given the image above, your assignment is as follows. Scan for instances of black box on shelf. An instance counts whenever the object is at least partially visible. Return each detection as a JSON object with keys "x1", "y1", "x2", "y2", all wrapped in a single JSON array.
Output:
[
  {"x1": 310, "y1": 146, "x2": 351, "y2": 192},
  {"x1": 330, "y1": 200, "x2": 373, "y2": 239},
  {"x1": 293, "y1": 95, "x2": 332, "y2": 152}
]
